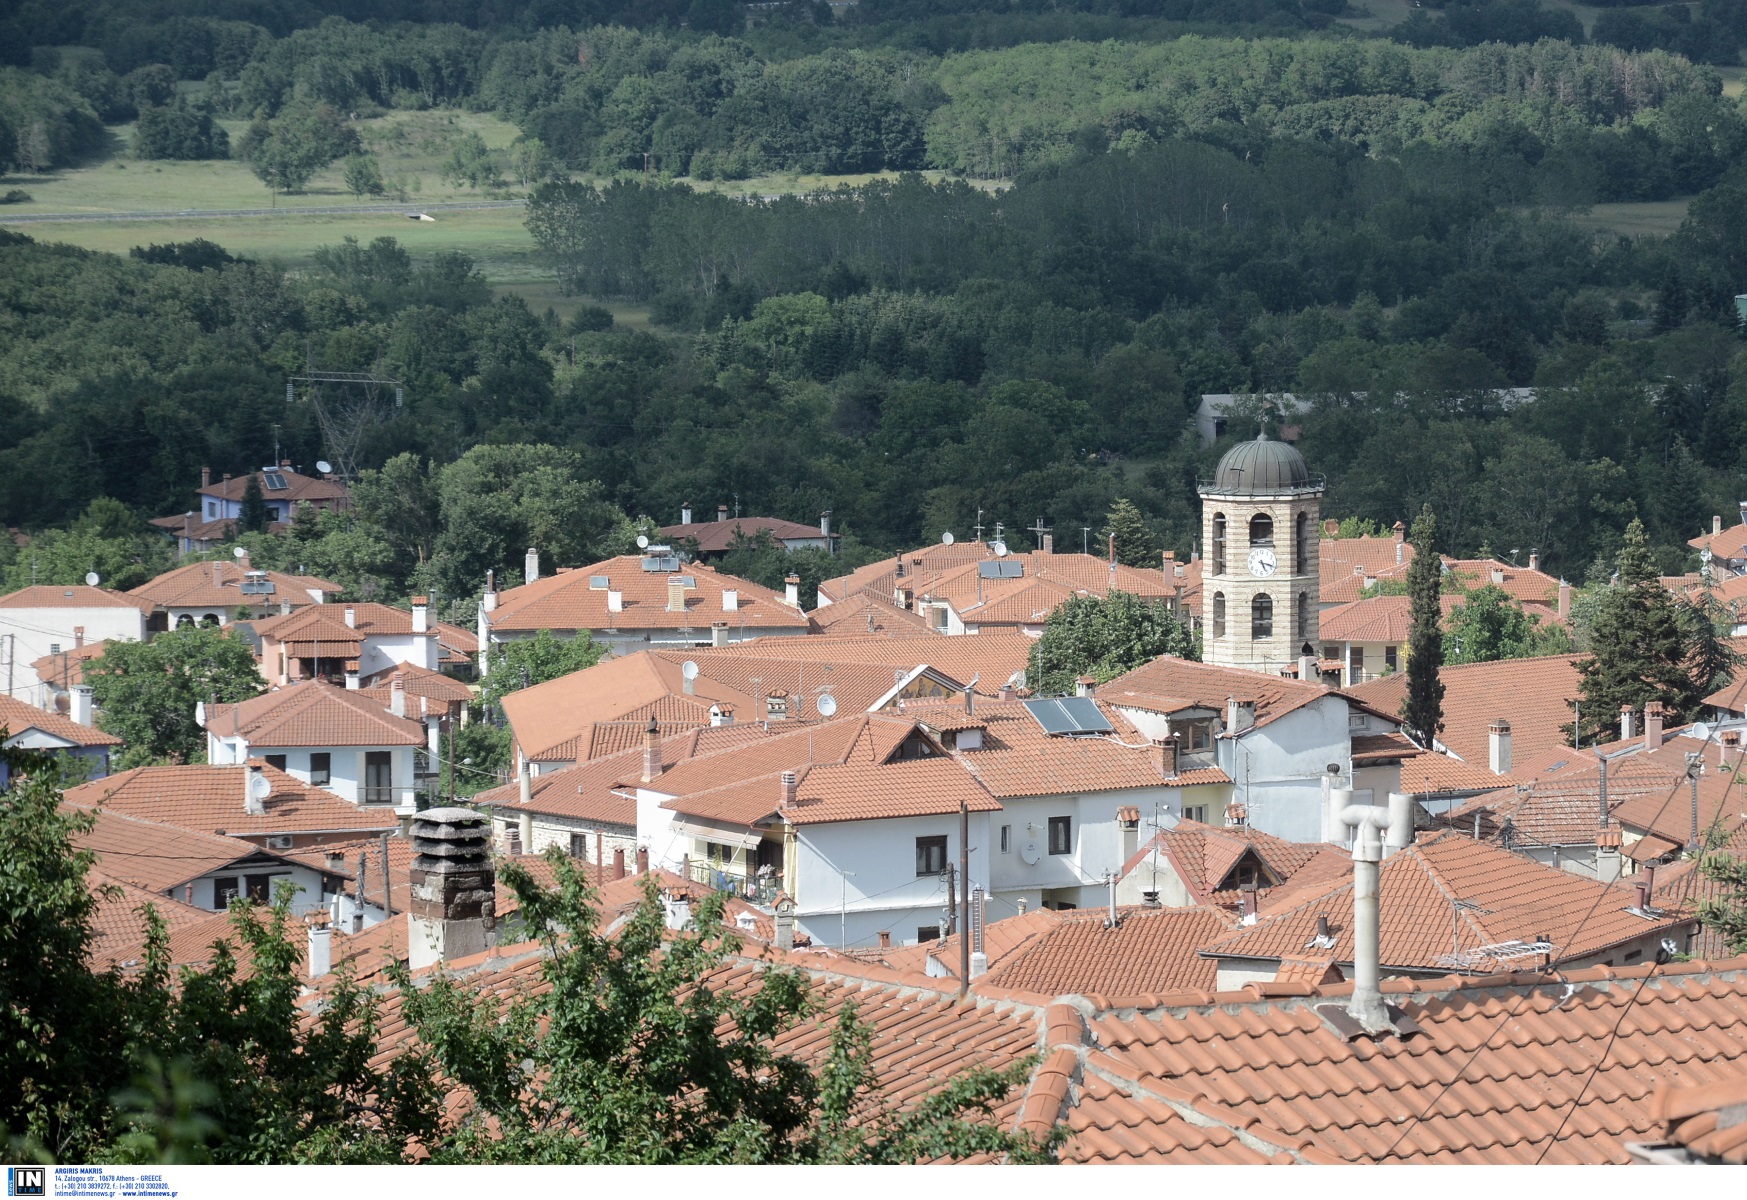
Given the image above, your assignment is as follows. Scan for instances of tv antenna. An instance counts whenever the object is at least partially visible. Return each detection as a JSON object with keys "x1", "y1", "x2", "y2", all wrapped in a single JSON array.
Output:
[{"x1": 287, "y1": 367, "x2": 404, "y2": 483}]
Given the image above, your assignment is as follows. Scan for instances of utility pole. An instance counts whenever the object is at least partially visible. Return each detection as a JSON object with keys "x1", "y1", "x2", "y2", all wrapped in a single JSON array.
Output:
[
  {"x1": 959, "y1": 793, "x2": 970, "y2": 997},
  {"x1": 380, "y1": 829, "x2": 393, "y2": 916},
  {"x1": 944, "y1": 863, "x2": 956, "y2": 936}
]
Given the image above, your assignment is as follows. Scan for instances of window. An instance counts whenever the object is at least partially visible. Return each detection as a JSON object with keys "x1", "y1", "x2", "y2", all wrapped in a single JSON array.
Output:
[
  {"x1": 1048, "y1": 816, "x2": 1072, "y2": 856},
  {"x1": 1184, "y1": 805, "x2": 1208, "y2": 824},
  {"x1": 1384, "y1": 645, "x2": 1399, "y2": 672},
  {"x1": 917, "y1": 926, "x2": 941, "y2": 943},
  {"x1": 1252, "y1": 593, "x2": 1273, "y2": 640},
  {"x1": 1349, "y1": 712, "x2": 1368, "y2": 731},
  {"x1": 245, "y1": 873, "x2": 274, "y2": 902},
  {"x1": 1295, "y1": 511, "x2": 1308, "y2": 573},
  {"x1": 1213, "y1": 416, "x2": 1228, "y2": 439},
  {"x1": 1348, "y1": 646, "x2": 1364, "y2": 685},
  {"x1": 1212, "y1": 591, "x2": 1226, "y2": 639},
  {"x1": 48, "y1": 643, "x2": 60, "y2": 656},
  {"x1": 569, "y1": 832, "x2": 587, "y2": 858},
  {"x1": 264, "y1": 754, "x2": 287, "y2": 771},
  {"x1": 915, "y1": 835, "x2": 948, "y2": 876},
  {"x1": 1297, "y1": 592, "x2": 1309, "y2": 641},
  {"x1": 309, "y1": 752, "x2": 331, "y2": 786},
  {"x1": 1249, "y1": 513, "x2": 1273, "y2": 548},
  {"x1": 1211, "y1": 513, "x2": 1226, "y2": 575},
  {"x1": 213, "y1": 876, "x2": 240, "y2": 907},
  {"x1": 1000, "y1": 824, "x2": 1011, "y2": 854},
  {"x1": 364, "y1": 751, "x2": 393, "y2": 804}
]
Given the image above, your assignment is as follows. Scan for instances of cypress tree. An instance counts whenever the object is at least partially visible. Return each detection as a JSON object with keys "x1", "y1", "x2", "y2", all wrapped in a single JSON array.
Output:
[
  {"x1": 238, "y1": 473, "x2": 270, "y2": 533},
  {"x1": 1104, "y1": 498, "x2": 1159, "y2": 567},
  {"x1": 1402, "y1": 503, "x2": 1445, "y2": 746}
]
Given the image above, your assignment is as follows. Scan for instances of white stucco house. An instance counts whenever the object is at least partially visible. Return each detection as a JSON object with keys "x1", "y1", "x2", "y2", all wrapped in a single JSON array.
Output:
[{"x1": 0, "y1": 585, "x2": 153, "y2": 703}]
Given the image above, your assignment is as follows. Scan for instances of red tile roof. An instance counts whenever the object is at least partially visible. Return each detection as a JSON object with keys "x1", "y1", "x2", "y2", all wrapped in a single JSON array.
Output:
[
  {"x1": 1203, "y1": 830, "x2": 1692, "y2": 974},
  {"x1": 1348, "y1": 653, "x2": 1583, "y2": 771},
  {"x1": 0, "y1": 585, "x2": 155, "y2": 612},
  {"x1": 1689, "y1": 520, "x2": 1747, "y2": 562},
  {"x1": 67, "y1": 806, "x2": 305, "y2": 893},
  {"x1": 64, "y1": 763, "x2": 400, "y2": 839},
  {"x1": 1101, "y1": 654, "x2": 1334, "y2": 733},
  {"x1": 204, "y1": 680, "x2": 429, "y2": 748},
  {"x1": 657, "y1": 515, "x2": 833, "y2": 553},
  {"x1": 1122, "y1": 819, "x2": 1351, "y2": 911},
  {"x1": 806, "y1": 593, "x2": 932, "y2": 636},
  {"x1": 358, "y1": 663, "x2": 474, "y2": 709},
  {"x1": 0, "y1": 692, "x2": 122, "y2": 747},
  {"x1": 87, "y1": 869, "x2": 212, "y2": 968},
  {"x1": 198, "y1": 467, "x2": 350, "y2": 507},
  {"x1": 973, "y1": 905, "x2": 1238, "y2": 999},
  {"x1": 1650, "y1": 1075, "x2": 1747, "y2": 1164},
  {"x1": 129, "y1": 559, "x2": 340, "y2": 610},
  {"x1": 254, "y1": 601, "x2": 477, "y2": 654},
  {"x1": 32, "y1": 641, "x2": 110, "y2": 690},
  {"x1": 487, "y1": 556, "x2": 805, "y2": 634}
]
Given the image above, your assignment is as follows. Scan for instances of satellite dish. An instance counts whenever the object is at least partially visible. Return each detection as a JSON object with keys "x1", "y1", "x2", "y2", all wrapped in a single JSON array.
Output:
[
  {"x1": 233, "y1": 546, "x2": 248, "y2": 559},
  {"x1": 941, "y1": 531, "x2": 955, "y2": 545},
  {"x1": 1019, "y1": 839, "x2": 1041, "y2": 866},
  {"x1": 316, "y1": 460, "x2": 332, "y2": 475},
  {"x1": 682, "y1": 660, "x2": 699, "y2": 681},
  {"x1": 249, "y1": 772, "x2": 273, "y2": 801},
  {"x1": 816, "y1": 694, "x2": 838, "y2": 718},
  {"x1": 636, "y1": 534, "x2": 650, "y2": 550},
  {"x1": 84, "y1": 571, "x2": 100, "y2": 586},
  {"x1": 991, "y1": 540, "x2": 1009, "y2": 558}
]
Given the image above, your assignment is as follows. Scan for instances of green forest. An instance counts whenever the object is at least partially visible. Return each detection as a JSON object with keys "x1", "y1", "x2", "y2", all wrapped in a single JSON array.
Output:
[{"x1": 1, "y1": 0, "x2": 1746, "y2": 608}]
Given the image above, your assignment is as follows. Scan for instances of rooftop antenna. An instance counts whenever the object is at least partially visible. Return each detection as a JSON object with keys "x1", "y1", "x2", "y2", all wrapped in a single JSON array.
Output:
[
  {"x1": 974, "y1": 510, "x2": 985, "y2": 543},
  {"x1": 1082, "y1": 527, "x2": 1091, "y2": 555},
  {"x1": 733, "y1": 493, "x2": 740, "y2": 519}
]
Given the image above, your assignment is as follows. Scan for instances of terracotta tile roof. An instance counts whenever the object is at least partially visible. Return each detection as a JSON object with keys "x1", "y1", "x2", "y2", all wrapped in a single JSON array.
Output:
[
  {"x1": 203, "y1": 680, "x2": 429, "y2": 748},
  {"x1": 358, "y1": 663, "x2": 474, "y2": 708},
  {"x1": 87, "y1": 869, "x2": 212, "y2": 968},
  {"x1": 1348, "y1": 654, "x2": 1583, "y2": 771},
  {"x1": 936, "y1": 700, "x2": 1198, "y2": 798},
  {"x1": 817, "y1": 542, "x2": 997, "y2": 604},
  {"x1": 1317, "y1": 594, "x2": 1420, "y2": 643},
  {"x1": 0, "y1": 584, "x2": 156, "y2": 612},
  {"x1": 780, "y1": 758, "x2": 1002, "y2": 825},
  {"x1": 198, "y1": 467, "x2": 349, "y2": 507},
  {"x1": 1122, "y1": 819, "x2": 1351, "y2": 910},
  {"x1": 683, "y1": 633, "x2": 1037, "y2": 694},
  {"x1": 871, "y1": 905, "x2": 1065, "y2": 977},
  {"x1": 286, "y1": 833, "x2": 414, "y2": 913},
  {"x1": 254, "y1": 602, "x2": 476, "y2": 652},
  {"x1": 1101, "y1": 654, "x2": 1332, "y2": 732},
  {"x1": 806, "y1": 593, "x2": 932, "y2": 636},
  {"x1": 66, "y1": 806, "x2": 304, "y2": 893},
  {"x1": 0, "y1": 692, "x2": 122, "y2": 747},
  {"x1": 1351, "y1": 731, "x2": 1423, "y2": 766},
  {"x1": 1652, "y1": 827, "x2": 1747, "y2": 960},
  {"x1": 1689, "y1": 521, "x2": 1747, "y2": 562},
  {"x1": 502, "y1": 651, "x2": 753, "y2": 762},
  {"x1": 487, "y1": 556, "x2": 805, "y2": 634},
  {"x1": 148, "y1": 513, "x2": 283, "y2": 543},
  {"x1": 64, "y1": 763, "x2": 400, "y2": 839},
  {"x1": 973, "y1": 905, "x2": 1238, "y2": 999},
  {"x1": 32, "y1": 641, "x2": 110, "y2": 690},
  {"x1": 657, "y1": 515, "x2": 833, "y2": 553},
  {"x1": 1442, "y1": 559, "x2": 1561, "y2": 606},
  {"x1": 128, "y1": 559, "x2": 340, "y2": 610},
  {"x1": 1650, "y1": 1075, "x2": 1747, "y2": 1164},
  {"x1": 1204, "y1": 830, "x2": 1692, "y2": 973},
  {"x1": 651, "y1": 650, "x2": 976, "y2": 718}
]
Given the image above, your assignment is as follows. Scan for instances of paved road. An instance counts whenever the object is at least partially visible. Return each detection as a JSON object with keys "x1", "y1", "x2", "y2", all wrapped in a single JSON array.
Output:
[{"x1": 0, "y1": 199, "x2": 527, "y2": 224}]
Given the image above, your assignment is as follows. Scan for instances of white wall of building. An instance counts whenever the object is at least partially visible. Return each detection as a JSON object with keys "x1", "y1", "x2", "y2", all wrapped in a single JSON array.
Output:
[
  {"x1": 1218, "y1": 695, "x2": 1354, "y2": 844},
  {"x1": 791, "y1": 811, "x2": 993, "y2": 950},
  {"x1": 207, "y1": 733, "x2": 423, "y2": 811},
  {"x1": 0, "y1": 606, "x2": 147, "y2": 702}
]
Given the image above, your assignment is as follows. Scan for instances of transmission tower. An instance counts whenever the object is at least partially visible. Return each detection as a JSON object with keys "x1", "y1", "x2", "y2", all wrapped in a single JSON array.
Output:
[{"x1": 287, "y1": 368, "x2": 404, "y2": 482}]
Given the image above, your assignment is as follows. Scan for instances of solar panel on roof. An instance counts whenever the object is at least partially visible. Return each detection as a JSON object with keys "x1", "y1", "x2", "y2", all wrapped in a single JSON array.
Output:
[
  {"x1": 1024, "y1": 698, "x2": 1078, "y2": 735},
  {"x1": 1023, "y1": 696, "x2": 1113, "y2": 737},
  {"x1": 1057, "y1": 695, "x2": 1112, "y2": 732},
  {"x1": 262, "y1": 471, "x2": 288, "y2": 491},
  {"x1": 589, "y1": 575, "x2": 610, "y2": 589}
]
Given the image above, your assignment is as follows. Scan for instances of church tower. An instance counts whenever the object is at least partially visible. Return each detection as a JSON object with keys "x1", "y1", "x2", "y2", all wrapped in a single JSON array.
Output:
[{"x1": 1198, "y1": 432, "x2": 1323, "y2": 675}]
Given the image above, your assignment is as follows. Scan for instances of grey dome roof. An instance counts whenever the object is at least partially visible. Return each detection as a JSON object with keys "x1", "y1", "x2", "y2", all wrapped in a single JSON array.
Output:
[{"x1": 1209, "y1": 433, "x2": 1311, "y2": 494}]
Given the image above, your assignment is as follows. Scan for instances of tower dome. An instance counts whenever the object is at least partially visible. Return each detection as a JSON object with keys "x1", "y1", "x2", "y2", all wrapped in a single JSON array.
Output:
[{"x1": 1209, "y1": 432, "x2": 1311, "y2": 495}]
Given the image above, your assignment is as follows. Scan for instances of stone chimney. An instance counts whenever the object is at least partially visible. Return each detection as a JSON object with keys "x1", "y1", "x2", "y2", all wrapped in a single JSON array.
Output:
[
  {"x1": 1645, "y1": 701, "x2": 1665, "y2": 750},
  {"x1": 1042, "y1": 533, "x2": 1053, "y2": 554},
  {"x1": 717, "y1": 504, "x2": 729, "y2": 523},
  {"x1": 641, "y1": 717, "x2": 662, "y2": 783},
  {"x1": 344, "y1": 661, "x2": 360, "y2": 689},
  {"x1": 773, "y1": 893, "x2": 796, "y2": 950},
  {"x1": 411, "y1": 595, "x2": 428, "y2": 633},
  {"x1": 784, "y1": 574, "x2": 800, "y2": 608},
  {"x1": 780, "y1": 769, "x2": 798, "y2": 810},
  {"x1": 69, "y1": 685, "x2": 94, "y2": 727},
  {"x1": 710, "y1": 704, "x2": 734, "y2": 727},
  {"x1": 306, "y1": 911, "x2": 332, "y2": 977},
  {"x1": 406, "y1": 808, "x2": 496, "y2": 971},
  {"x1": 722, "y1": 588, "x2": 738, "y2": 611},
  {"x1": 344, "y1": 606, "x2": 356, "y2": 629},
  {"x1": 1558, "y1": 579, "x2": 1570, "y2": 620},
  {"x1": 820, "y1": 509, "x2": 831, "y2": 540},
  {"x1": 201, "y1": 465, "x2": 212, "y2": 489},
  {"x1": 1075, "y1": 675, "x2": 1096, "y2": 698},
  {"x1": 1528, "y1": 550, "x2": 1540, "y2": 571},
  {"x1": 667, "y1": 576, "x2": 687, "y2": 613},
  {"x1": 390, "y1": 673, "x2": 406, "y2": 718},
  {"x1": 1620, "y1": 705, "x2": 1635, "y2": 743},
  {"x1": 681, "y1": 502, "x2": 693, "y2": 525},
  {"x1": 1488, "y1": 720, "x2": 1511, "y2": 775}
]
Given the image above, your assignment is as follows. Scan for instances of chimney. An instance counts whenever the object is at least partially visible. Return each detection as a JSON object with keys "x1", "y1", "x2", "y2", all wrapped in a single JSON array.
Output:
[
  {"x1": 306, "y1": 911, "x2": 332, "y2": 977},
  {"x1": 607, "y1": 589, "x2": 623, "y2": 614},
  {"x1": 1392, "y1": 520, "x2": 1405, "y2": 542},
  {"x1": 711, "y1": 621, "x2": 730, "y2": 647},
  {"x1": 1075, "y1": 675, "x2": 1096, "y2": 698},
  {"x1": 483, "y1": 569, "x2": 498, "y2": 612},
  {"x1": 244, "y1": 762, "x2": 267, "y2": 816},
  {"x1": 1108, "y1": 532, "x2": 1117, "y2": 564},
  {"x1": 1529, "y1": 550, "x2": 1540, "y2": 571},
  {"x1": 1340, "y1": 805, "x2": 1389, "y2": 1030},
  {"x1": 722, "y1": 588, "x2": 738, "y2": 611},
  {"x1": 717, "y1": 504, "x2": 729, "y2": 523},
  {"x1": 1016, "y1": 897, "x2": 1028, "y2": 915},
  {"x1": 390, "y1": 673, "x2": 406, "y2": 718},
  {"x1": 773, "y1": 894, "x2": 795, "y2": 950},
  {"x1": 1738, "y1": 500, "x2": 1747, "y2": 527},
  {"x1": 681, "y1": 502, "x2": 693, "y2": 525},
  {"x1": 1240, "y1": 883, "x2": 1258, "y2": 923},
  {"x1": 1299, "y1": 643, "x2": 1317, "y2": 682},
  {"x1": 1315, "y1": 914, "x2": 1330, "y2": 943},
  {"x1": 784, "y1": 574, "x2": 800, "y2": 608},
  {"x1": 201, "y1": 466, "x2": 212, "y2": 489},
  {"x1": 405, "y1": 807, "x2": 496, "y2": 971},
  {"x1": 780, "y1": 769, "x2": 798, "y2": 809},
  {"x1": 711, "y1": 704, "x2": 734, "y2": 727},
  {"x1": 344, "y1": 661, "x2": 360, "y2": 689},
  {"x1": 69, "y1": 685, "x2": 94, "y2": 728},
  {"x1": 635, "y1": 846, "x2": 649, "y2": 874},
  {"x1": 1558, "y1": 579, "x2": 1571, "y2": 619},
  {"x1": 411, "y1": 595, "x2": 429, "y2": 633},
  {"x1": 1395, "y1": 541, "x2": 1403, "y2": 566},
  {"x1": 1645, "y1": 701, "x2": 1664, "y2": 750},
  {"x1": 506, "y1": 826, "x2": 522, "y2": 857},
  {"x1": 663, "y1": 886, "x2": 691, "y2": 931},
  {"x1": 1158, "y1": 739, "x2": 1177, "y2": 779},
  {"x1": 820, "y1": 509, "x2": 831, "y2": 540},
  {"x1": 1595, "y1": 824, "x2": 1624, "y2": 884},
  {"x1": 1491, "y1": 567, "x2": 1505, "y2": 585},
  {"x1": 877, "y1": 930, "x2": 891, "y2": 950},
  {"x1": 1634, "y1": 879, "x2": 1650, "y2": 913},
  {"x1": 1119, "y1": 806, "x2": 1140, "y2": 863},
  {"x1": 518, "y1": 760, "x2": 532, "y2": 810},
  {"x1": 1488, "y1": 720, "x2": 1511, "y2": 775},
  {"x1": 667, "y1": 576, "x2": 687, "y2": 613},
  {"x1": 344, "y1": 606, "x2": 356, "y2": 629},
  {"x1": 73, "y1": 626, "x2": 84, "y2": 648},
  {"x1": 613, "y1": 848, "x2": 626, "y2": 880},
  {"x1": 1620, "y1": 705, "x2": 1635, "y2": 743},
  {"x1": 998, "y1": 682, "x2": 1015, "y2": 702},
  {"x1": 1714, "y1": 515, "x2": 1723, "y2": 536},
  {"x1": 525, "y1": 548, "x2": 541, "y2": 584},
  {"x1": 642, "y1": 718, "x2": 662, "y2": 783},
  {"x1": 1226, "y1": 696, "x2": 1240, "y2": 733},
  {"x1": 1042, "y1": 533, "x2": 1053, "y2": 554},
  {"x1": 1225, "y1": 800, "x2": 1248, "y2": 827}
]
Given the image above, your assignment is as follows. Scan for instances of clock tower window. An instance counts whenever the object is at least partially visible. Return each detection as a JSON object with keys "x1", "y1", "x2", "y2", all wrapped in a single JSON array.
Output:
[
  {"x1": 1252, "y1": 594, "x2": 1273, "y2": 640},
  {"x1": 1295, "y1": 511, "x2": 1309, "y2": 573},
  {"x1": 1211, "y1": 513, "x2": 1227, "y2": 575},
  {"x1": 1249, "y1": 513, "x2": 1273, "y2": 548},
  {"x1": 1212, "y1": 592, "x2": 1227, "y2": 639}
]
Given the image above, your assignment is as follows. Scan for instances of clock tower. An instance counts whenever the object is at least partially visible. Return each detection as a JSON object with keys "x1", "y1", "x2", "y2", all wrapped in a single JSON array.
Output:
[{"x1": 1198, "y1": 432, "x2": 1324, "y2": 675}]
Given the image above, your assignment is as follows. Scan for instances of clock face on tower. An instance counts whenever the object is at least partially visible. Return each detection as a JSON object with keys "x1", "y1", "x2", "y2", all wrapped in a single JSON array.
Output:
[{"x1": 1248, "y1": 547, "x2": 1277, "y2": 577}]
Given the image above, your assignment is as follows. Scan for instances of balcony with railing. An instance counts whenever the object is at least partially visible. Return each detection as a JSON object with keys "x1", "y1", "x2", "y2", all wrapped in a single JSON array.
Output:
[{"x1": 685, "y1": 857, "x2": 784, "y2": 906}]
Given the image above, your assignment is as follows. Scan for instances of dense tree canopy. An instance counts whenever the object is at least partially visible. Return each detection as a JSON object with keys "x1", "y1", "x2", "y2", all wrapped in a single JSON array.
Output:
[{"x1": 86, "y1": 626, "x2": 266, "y2": 767}]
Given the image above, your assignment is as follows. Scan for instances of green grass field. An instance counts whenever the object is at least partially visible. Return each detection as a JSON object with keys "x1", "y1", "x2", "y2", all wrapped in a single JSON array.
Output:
[{"x1": 1565, "y1": 199, "x2": 1691, "y2": 238}]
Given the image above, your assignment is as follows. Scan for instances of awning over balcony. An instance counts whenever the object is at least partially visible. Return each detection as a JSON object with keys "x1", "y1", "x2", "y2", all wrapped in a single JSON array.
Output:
[{"x1": 670, "y1": 817, "x2": 764, "y2": 850}]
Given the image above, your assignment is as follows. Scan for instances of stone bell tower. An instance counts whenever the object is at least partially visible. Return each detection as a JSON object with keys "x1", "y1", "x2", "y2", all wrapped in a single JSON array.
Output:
[{"x1": 1198, "y1": 432, "x2": 1324, "y2": 675}]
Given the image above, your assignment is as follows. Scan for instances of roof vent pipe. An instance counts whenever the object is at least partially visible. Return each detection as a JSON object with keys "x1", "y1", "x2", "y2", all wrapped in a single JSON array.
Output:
[
  {"x1": 1337, "y1": 798, "x2": 1412, "y2": 1032},
  {"x1": 717, "y1": 504, "x2": 729, "y2": 523},
  {"x1": 524, "y1": 547, "x2": 539, "y2": 585},
  {"x1": 681, "y1": 502, "x2": 693, "y2": 525}
]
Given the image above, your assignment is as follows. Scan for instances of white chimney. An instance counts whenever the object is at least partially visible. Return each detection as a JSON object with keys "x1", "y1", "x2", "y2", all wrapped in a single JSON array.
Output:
[
  {"x1": 1491, "y1": 568, "x2": 1505, "y2": 584},
  {"x1": 711, "y1": 621, "x2": 730, "y2": 647},
  {"x1": 1075, "y1": 676, "x2": 1096, "y2": 698},
  {"x1": 525, "y1": 547, "x2": 540, "y2": 584},
  {"x1": 717, "y1": 504, "x2": 729, "y2": 523},
  {"x1": 1528, "y1": 551, "x2": 1540, "y2": 571},
  {"x1": 344, "y1": 662, "x2": 360, "y2": 690},
  {"x1": 710, "y1": 704, "x2": 734, "y2": 727},
  {"x1": 1620, "y1": 705, "x2": 1635, "y2": 743},
  {"x1": 1488, "y1": 720, "x2": 1511, "y2": 775},
  {"x1": 1337, "y1": 797, "x2": 1413, "y2": 1032},
  {"x1": 784, "y1": 574, "x2": 800, "y2": 608},
  {"x1": 390, "y1": 674, "x2": 406, "y2": 717},
  {"x1": 1226, "y1": 696, "x2": 1239, "y2": 733},
  {"x1": 70, "y1": 685, "x2": 94, "y2": 727},
  {"x1": 519, "y1": 808, "x2": 533, "y2": 855},
  {"x1": 607, "y1": 589, "x2": 623, "y2": 613},
  {"x1": 1298, "y1": 645, "x2": 1317, "y2": 682},
  {"x1": 483, "y1": 569, "x2": 498, "y2": 612},
  {"x1": 1714, "y1": 515, "x2": 1724, "y2": 536},
  {"x1": 306, "y1": 912, "x2": 332, "y2": 977},
  {"x1": 723, "y1": 589, "x2": 739, "y2": 611},
  {"x1": 667, "y1": 577, "x2": 687, "y2": 613},
  {"x1": 244, "y1": 763, "x2": 267, "y2": 816},
  {"x1": 773, "y1": 894, "x2": 795, "y2": 950},
  {"x1": 820, "y1": 509, "x2": 831, "y2": 540},
  {"x1": 344, "y1": 607, "x2": 356, "y2": 629},
  {"x1": 681, "y1": 502, "x2": 693, "y2": 525},
  {"x1": 518, "y1": 760, "x2": 532, "y2": 809},
  {"x1": 411, "y1": 595, "x2": 429, "y2": 633}
]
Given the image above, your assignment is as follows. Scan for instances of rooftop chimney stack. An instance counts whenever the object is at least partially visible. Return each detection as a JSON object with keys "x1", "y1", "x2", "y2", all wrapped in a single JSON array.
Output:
[
  {"x1": 1738, "y1": 500, "x2": 1747, "y2": 527},
  {"x1": 70, "y1": 685, "x2": 94, "y2": 728},
  {"x1": 636, "y1": 846, "x2": 649, "y2": 874},
  {"x1": 642, "y1": 718, "x2": 662, "y2": 783},
  {"x1": 1529, "y1": 551, "x2": 1540, "y2": 571},
  {"x1": 613, "y1": 848, "x2": 626, "y2": 880},
  {"x1": 344, "y1": 606, "x2": 356, "y2": 629},
  {"x1": 1488, "y1": 720, "x2": 1512, "y2": 775},
  {"x1": 73, "y1": 626, "x2": 84, "y2": 648},
  {"x1": 998, "y1": 683, "x2": 1015, "y2": 702},
  {"x1": 820, "y1": 510, "x2": 831, "y2": 540},
  {"x1": 779, "y1": 769, "x2": 798, "y2": 809},
  {"x1": 1042, "y1": 533, "x2": 1053, "y2": 554},
  {"x1": 1075, "y1": 675, "x2": 1096, "y2": 698},
  {"x1": 390, "y1": 673, "x2": 406, "y2": 717},
  {"x1": 518, "y1": 759, "x2": 532, "y2": 809},
  {"x1": 483, "y1": 569, "x2": 498, "y2": 612},
  {"x1": 1119, "y1": 806, "x2": 1140, "y2": 863},
  {"x1": 406, "y1": 808, "x2": 496, "y2": 971},
  {"x1": 344, "y1": 661, "x2": 360, "y2": 689},
  {"x1": 1240, "y1": 883, "x2": 1258, "y2": 923},
  {"x1": 1645, "y1": 701, "x2": 1665, "y2": 751},
  {"x1": 1226, "y1": 696, "x2": 1240, "y2": 734},
  {"x1": 711, "y1": 621, "x2": 730, "y2": 647},
  {"x1": 773, "y1": 894, "x2": 795, "y2": 950},
  {"x1": 1558, "y1": 579, "x2": 1571, "y2": 620},
  {"x1": 722, "y1": 588, "x2": 739, "y2": 612},
  {"x1": 1620, "y1": 705, "x2": 1635, "y2": 743},
  {"x1": 1715, "y1": 515, "x2": 1724, "y2": 536},
  {"x1": 201, "y1": 466, "x2": 212, "y2": 488},
  {"x1": 667, "y1": 577, "x2": 687, "y2": 613},
  {"x1": 717, "y1": 504, "x2": 729, "y2": 523},
  {"x1": 710, "y1": 704, "x2": 734, "y2": 727},
  {"x1": 784, "y1": 574, "x2": 800, "y2": 608},
  {"x1": 525, "y1": 547, "x2": 540, "y2": 585},
  {"x1": 681, "y1": 502, "x2": 693, "y2": 525},
  {"x1": 244, "y1": 762, "x2": 267, "y2": 816},
  {"x1": 306, "y1": 911, "x2": 332, "y2": 977},
  {"x1": 411, "y1": 595, "x2": 428, "y2": 633},
  {"x1": 1337, "y1": 796, "x2": 1412, "y2": 1032},
  {"x1": 1108, "y1": 532, "x2": 1117, "y2": 565},
  {"x1": 607, "y1": 589, "x2": 623, "y2": 614},
  {"x1": 1299, "y1": 642, "x2": 1318, "y2": 683}
]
